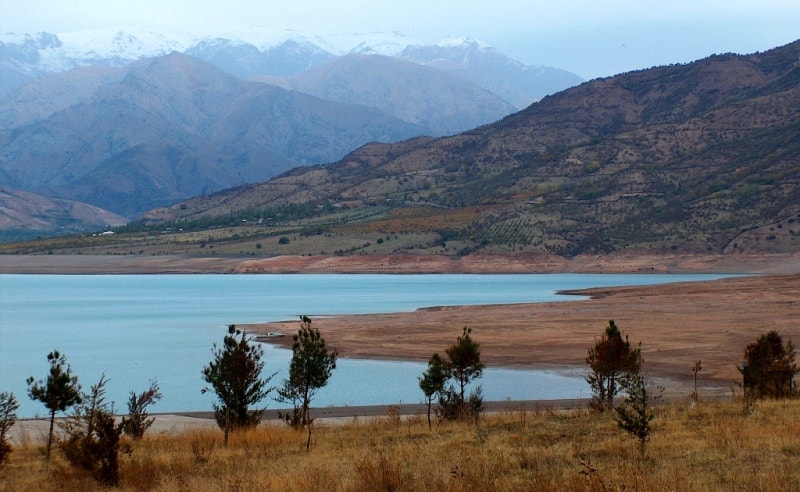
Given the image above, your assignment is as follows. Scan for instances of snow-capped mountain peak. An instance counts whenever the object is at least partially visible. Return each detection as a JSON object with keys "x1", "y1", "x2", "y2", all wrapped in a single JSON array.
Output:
[
  {"x1": 1, "y1": 26, "x2": 583, "y2": 106},
  {"x1": 57, "y1": 27, "x2": 194, "y2": 60},
  {"x1": 1, "y1": 26, "x2": 482, "y2": 77},
  {"x1": 435, "y1": 37, "x2": 492, "y2": 50}
]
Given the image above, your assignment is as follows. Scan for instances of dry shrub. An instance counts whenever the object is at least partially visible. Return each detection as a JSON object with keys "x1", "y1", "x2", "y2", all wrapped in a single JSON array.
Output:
[
  {"x1": 296, "y1": 462, "x2": 339, "y2": 491},
  {"x1": 122, "y1": 456, "x2": 161, "y2": 491},
  {"x1": 354, "y1": 452, "x2": 414, "y2": 491},
  {"x1": 384, "y1": 405, "x2": 402, "y2": 426},
  {"x1": 190, "y1": 434, "x2": 215, "y2": 464},
  {"x1": 46, "y1": 460, "x2": 99, "y2": 490}
]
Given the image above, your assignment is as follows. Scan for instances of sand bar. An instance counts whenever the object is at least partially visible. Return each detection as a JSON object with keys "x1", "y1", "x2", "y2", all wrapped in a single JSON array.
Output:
[{"x1": 244, "y1": 272, "x2": 800, "y2": 398}]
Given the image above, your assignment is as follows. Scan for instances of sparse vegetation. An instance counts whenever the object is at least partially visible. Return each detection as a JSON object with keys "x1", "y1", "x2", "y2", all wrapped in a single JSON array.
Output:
[
  {"x1": 614, "y1": 370, "x2": 660, "y2": 458},
  {"x1": 3, "y1": 42, "x2": 800, "y2": 256},
  {"x1": 2, "y1": 399, "x2": 800, "y2": 490}
]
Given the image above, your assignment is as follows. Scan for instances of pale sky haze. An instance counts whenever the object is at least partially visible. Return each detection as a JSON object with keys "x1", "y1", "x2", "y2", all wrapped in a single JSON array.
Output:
[{"x1": 2, "y1": 0, "x2": 799, "y2": 79}]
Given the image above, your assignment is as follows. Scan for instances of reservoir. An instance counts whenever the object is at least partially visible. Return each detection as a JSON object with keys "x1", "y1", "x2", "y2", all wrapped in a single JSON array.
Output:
[{"x1": 0, "y1": 273, "x2": 732, "y2": 417}]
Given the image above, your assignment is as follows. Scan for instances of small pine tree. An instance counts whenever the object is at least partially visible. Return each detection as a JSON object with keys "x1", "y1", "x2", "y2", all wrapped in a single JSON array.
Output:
[
  {"x1": 27, "y1": 350, "x2": 82, "y2": 459},
  {"x1": 439, "y1": 327, "x2": 484, "y2": 421},
  {"x1": 419, "y1": 353, "x2": 448, "y2": 429},
  {"x1": 0, "y1": 392, "x2": 19, "y2": 466},
  {"x1": 202, "y1": 325, "x2": 276, "y2": 445},
  {"x1": 586, "y1": 321, "x2": 642, "y2": 412},
  {"x1": 738, "y1": 331, "x2": 797, "y2": 399},
  {"x1": 614, "y1": 371, "x2": 659, "y2": 458},
  {"x1": 276, "y1": 316, "x2": 337, "y2": 450}
]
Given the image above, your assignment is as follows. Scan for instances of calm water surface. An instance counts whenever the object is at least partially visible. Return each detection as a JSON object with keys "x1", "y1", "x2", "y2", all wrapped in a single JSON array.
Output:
[{"x1": 0, "y1": 273, "x2": 732, "y2": 417}]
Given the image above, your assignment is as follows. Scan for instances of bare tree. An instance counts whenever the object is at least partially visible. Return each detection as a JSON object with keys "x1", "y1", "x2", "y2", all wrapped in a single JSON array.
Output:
[
  {"x1": 691, "y1": 360, "x2": 702, "y2": 404},
  {"x1": 60, "y1": 375, "x2": 127, "y2": 487}
]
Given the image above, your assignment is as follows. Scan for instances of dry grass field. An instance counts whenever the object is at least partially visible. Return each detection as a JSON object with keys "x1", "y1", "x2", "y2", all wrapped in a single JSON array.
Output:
[{"x1": 2, "y1": 399, "x2": 799, "y2": 491}]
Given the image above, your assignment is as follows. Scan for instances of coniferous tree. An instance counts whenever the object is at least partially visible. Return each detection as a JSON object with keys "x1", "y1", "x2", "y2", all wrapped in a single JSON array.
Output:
[
  {"x1": 439, "y1": 327, "x2": 485, "y2": 421},
  {"x1": 202, "y1": 325, "x2": 275, "y2": 445},
  {"x1": 276, "y1": 316, "x2": 337, "y2": 450},
  {"x1": 27, "y1": 350, "x2": 82, "y2": 459},
  {"x1": 419, "y1": 353, "x2": 448, "y2": 429},
  {"x1": 615, "y1": 370, "x2": 659, "y2": 458},
  {"x1": 738, "y1": 331, "x2": 797, "y2": 399},
  {"x1": 585, "y1": 320, "x2": 642, "y2": 412}
]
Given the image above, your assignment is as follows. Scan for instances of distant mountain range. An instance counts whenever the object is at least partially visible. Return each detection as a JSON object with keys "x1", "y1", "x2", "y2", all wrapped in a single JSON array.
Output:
[
  {"x1": 0, "y1": 28, "x2": 583, "y2": 239},
  {"x1": 0, "y1": 27, "x2": 582, "y2": 108},
  {"x1": 0, "y1": 53, "x2": 427, "y2": 216},
  {"x1": 259, "y1": 54, "x2": 516, "y2": 135},
  {"x1": 142, "y1": 40, "x2": 800, "y2": 256}
]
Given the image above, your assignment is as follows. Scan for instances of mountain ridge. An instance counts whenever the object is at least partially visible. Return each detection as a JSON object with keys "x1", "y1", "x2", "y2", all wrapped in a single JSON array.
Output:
[
  {"x1": 0, "y1": 28, "x2": 583, "y2": 101},
  {"x1": 268, "y1": 53, "x2": 517, "y2": 135},
  {"x1": 137, "y1": 40, "x2": 800, "y2": 257},
  {"x1": 0, "y1": 28, "x2": 583, "y2": 236},
  {"x1": 0, "y1": 52, "x2": 428, "y2": 219}
]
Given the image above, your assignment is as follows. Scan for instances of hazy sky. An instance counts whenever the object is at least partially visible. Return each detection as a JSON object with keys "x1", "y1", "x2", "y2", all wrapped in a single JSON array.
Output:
[{"x1": 3, "y1": 0, "x2": 799, "y2": 79}]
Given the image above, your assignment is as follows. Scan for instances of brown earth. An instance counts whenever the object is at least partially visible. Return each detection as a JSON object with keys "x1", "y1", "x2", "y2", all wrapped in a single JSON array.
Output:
[{"x1": 3, "y1": 252, "x2": 799, "y2": 399}]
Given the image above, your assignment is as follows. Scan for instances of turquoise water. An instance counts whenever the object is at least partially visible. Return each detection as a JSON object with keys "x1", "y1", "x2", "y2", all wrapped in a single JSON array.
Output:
[{"x1": 0, "y1": 273, "x2": 732, "y2": 417}]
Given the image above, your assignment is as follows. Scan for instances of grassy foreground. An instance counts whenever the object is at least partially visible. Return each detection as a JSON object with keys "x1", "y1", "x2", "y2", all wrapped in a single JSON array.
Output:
[{"x1": 2, "y1": 399, "x2": 799, "y2": 491}]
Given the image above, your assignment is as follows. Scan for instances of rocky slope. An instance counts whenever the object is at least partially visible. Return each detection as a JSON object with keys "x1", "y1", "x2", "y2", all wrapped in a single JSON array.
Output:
[
  {"x1": 0, "y1": 187, "x2": 125, "y2": 240},
  {"x1": 143, "y1": 40, "x2": 800, "y2": 256}
]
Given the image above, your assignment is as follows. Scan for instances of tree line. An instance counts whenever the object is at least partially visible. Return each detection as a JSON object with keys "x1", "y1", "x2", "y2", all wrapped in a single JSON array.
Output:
[{"x1": 0, "y1": 317, "x2": 796, "y2": 484}]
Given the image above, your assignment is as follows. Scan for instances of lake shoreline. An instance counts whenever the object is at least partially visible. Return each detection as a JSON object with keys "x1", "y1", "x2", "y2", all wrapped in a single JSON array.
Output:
[
  {"x1": 1, "y1": 251, "x2": 799, "y2": 275},
  {"x1": 10, "y1": 399, "x2": 592, "y2": 442}
]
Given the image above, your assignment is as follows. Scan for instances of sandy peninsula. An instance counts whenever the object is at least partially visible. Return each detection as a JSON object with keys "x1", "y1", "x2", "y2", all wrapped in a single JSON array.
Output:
[{"x1": 244, "y1": 271, "x2": 800, "y2": 396}]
